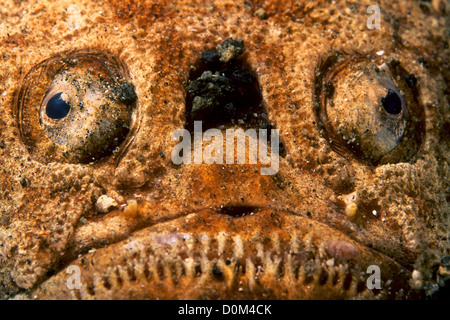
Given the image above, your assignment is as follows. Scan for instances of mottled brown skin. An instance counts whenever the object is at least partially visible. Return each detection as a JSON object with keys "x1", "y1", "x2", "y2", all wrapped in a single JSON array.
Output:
[{"x1": 0, "y1": 0, "x2": 448, "y2": 300}]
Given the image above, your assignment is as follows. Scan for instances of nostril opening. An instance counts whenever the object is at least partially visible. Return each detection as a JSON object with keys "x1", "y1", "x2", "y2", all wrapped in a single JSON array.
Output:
[
  {"x1": 217, "y1": 205, "x2": 260, "y2": 218},
  {"x1": 184, "y1": 38, "x2": 287, "y2": 158},
  {"x1": 185, "y1": 38, "x2": 269, "y2": 132}
]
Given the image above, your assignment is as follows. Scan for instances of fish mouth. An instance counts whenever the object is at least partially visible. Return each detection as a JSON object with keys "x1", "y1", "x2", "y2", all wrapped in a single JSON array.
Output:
[{"x1": 29, "y1": 204, "x2": 420, "y2": 300}]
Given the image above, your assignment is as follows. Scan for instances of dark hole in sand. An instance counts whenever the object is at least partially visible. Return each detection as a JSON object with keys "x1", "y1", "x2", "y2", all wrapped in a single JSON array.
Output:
[{"x1": 185, "y1": 38, "x2": 285, "y2": 157}]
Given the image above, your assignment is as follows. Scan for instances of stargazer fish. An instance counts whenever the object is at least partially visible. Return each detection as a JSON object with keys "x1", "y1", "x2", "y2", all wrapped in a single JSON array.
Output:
[{"x1": 0, "y1": 0, "x2": 448, "y2": 300}]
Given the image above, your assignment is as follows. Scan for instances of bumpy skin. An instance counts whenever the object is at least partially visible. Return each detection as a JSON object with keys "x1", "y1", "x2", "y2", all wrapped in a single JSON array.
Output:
[{"x1": 0, "y1": 0, "x2": 448, "y2": 300}]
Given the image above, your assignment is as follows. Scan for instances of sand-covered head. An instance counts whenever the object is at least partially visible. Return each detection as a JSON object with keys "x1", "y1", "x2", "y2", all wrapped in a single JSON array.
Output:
[{"x1": 0, "y1": 0, "x2": 448, "y2": 299}]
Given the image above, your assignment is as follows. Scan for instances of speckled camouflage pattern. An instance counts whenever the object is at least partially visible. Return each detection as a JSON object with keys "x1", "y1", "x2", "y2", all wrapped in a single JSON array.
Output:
[{"x1": 0, "y1": 0, "x2": 448, "y2": 299}]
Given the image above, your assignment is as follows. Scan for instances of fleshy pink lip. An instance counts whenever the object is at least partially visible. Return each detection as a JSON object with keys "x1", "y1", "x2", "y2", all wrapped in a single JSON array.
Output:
[
  {"x1": 67, "y1": 202, "x2": 412, "y2": 271},
  {"x1": 24, "y1": 196, "x2": 414, "y2": 299},
  {"x1": 31, "y1": 206, "x2": 416, "y2": 299},
  {"x1": 65, "y1": 205, "x2": 406, "y2": 272}
]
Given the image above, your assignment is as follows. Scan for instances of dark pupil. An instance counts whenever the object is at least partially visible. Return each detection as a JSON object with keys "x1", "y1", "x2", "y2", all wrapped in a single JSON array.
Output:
[
  {"x1": 46, "y1": 92, "x2": 71, "y2": 119},
  {"x1": 381, "y1": 89, "x2": 402, "y2": 115}
]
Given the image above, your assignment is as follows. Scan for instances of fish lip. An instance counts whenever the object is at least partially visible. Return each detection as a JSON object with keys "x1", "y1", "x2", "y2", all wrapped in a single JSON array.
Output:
[{"x1": 29, "y1": 206, "x2": 418, "y2": 299}]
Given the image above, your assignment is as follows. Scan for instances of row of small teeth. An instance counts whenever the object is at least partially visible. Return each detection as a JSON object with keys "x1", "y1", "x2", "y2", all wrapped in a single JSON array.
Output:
[{"x1": 70, "y1": 232, "x2": 384, "y2": 299}]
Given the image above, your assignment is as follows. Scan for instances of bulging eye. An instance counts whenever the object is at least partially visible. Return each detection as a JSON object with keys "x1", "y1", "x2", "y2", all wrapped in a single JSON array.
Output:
[
  {"x1": 17, "y1": 51, "x2": 137, "y2": 164},
  {"x1": 314, "y1": 53, "x2": 425, "y2": 165}
]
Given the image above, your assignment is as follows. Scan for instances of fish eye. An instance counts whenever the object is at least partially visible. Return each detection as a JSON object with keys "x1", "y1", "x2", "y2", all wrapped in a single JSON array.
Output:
[
  {"x1": 314, "y1": 53, "x2": 425, "y2": 165},
  {"x1": 17, "y1": 51, "x2": 137, "y2": 164}
]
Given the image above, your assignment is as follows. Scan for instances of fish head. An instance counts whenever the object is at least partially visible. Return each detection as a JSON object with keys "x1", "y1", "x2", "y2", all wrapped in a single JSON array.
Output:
[{"x1": 0, "y1": 0, "x2": 448, "y2": 299}]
